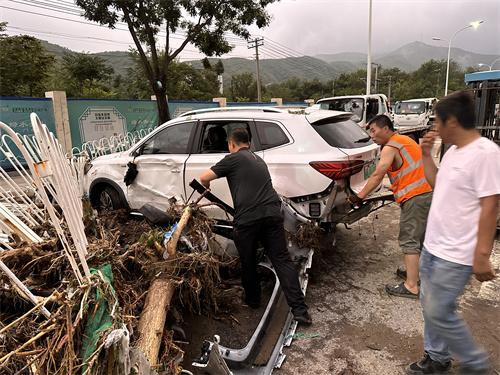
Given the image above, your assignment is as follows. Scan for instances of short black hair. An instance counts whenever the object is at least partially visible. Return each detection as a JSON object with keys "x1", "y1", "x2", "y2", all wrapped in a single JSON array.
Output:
[
  {"x1": 229, "y1": 127, "x2": 250, "y2": 144},
  {"x1": 367, "y1": 114, "x2": 394, "y2": 131},
  {"x1": 435, "y1": 91, "x2": 475, "y2": 129}
]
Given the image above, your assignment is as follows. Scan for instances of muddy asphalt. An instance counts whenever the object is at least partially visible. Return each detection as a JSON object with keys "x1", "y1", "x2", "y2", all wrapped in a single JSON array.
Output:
[{"x1": 278, "y1": 204, "x2": 500, "y2": 375}]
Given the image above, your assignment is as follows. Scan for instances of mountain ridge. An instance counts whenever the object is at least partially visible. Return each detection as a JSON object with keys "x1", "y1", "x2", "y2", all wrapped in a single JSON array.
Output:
[{"x1": 39, "y1": 39, "x2": 498, "y2": 84}]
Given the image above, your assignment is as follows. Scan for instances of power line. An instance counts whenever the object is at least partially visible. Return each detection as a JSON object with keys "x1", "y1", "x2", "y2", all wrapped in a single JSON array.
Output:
[
  {"x1": 5, "y1": 26, "x2": 248, "y2": 60},
  {"x1": 261, "y1": 45, "x2": 330, "y2": 78}
]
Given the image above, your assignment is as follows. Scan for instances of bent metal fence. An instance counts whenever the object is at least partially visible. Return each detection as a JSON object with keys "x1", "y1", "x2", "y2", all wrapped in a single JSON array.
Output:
[
  {"x1": 71, "y1": 127, "x2": 153, "y2": 160},
  {"x1": 0, "y1": 114, "x2": 90, "y2": 285}
]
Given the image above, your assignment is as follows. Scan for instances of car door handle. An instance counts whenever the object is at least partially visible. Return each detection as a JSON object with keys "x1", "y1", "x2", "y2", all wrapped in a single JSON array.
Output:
[{"x1": 171, "y1": 168, "x2": 181, "y2": 173}]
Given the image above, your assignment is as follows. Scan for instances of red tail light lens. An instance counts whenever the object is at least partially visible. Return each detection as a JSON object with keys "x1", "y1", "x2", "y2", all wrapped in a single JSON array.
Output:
[{"x1": 309, "y1": 160, "x2": 364, "y2": 180}]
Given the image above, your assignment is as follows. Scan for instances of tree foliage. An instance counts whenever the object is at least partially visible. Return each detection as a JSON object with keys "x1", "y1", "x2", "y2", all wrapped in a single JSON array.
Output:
[
  {"x1": 0, "y1": 32, "x2": 55, "y2": 96},
  {"x1": 75, "y1": 0, "x2": 278, "y2": 125},
  {"x1": 229, "y1": 72, "x2": 257, "y2": 101},
  {"x1": 113, "y1": 52, "x2": 220, "y2": 100},
  {"x1": 59, "y1": 52, "x2": 115, "y2": 97},
  {"x1": 258, "y1": 59, "x2": 470, "y2": 104}
]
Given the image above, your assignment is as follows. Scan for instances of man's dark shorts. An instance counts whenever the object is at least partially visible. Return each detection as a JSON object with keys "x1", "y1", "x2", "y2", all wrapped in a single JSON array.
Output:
[{"x1": 399, "y1": 192, "x2": 432, "y2": 255}]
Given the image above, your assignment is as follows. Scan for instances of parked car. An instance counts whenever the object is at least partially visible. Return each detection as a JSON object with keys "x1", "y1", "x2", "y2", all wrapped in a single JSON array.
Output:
[{"x1": 84, "y1": 108, "x2": 380, "y2": 228}]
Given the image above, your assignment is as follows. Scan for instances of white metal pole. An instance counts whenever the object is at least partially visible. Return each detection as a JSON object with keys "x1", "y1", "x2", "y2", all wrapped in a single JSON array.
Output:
[
  {"x1": 366, "y1": 0, "x2": 372, "y2": 95},
  {"x1": 444, "y1": 38, "x2": 452, "y2": 96},
  {"x1": 490, "y1": 57, "x2": 500, "y2": 70}
]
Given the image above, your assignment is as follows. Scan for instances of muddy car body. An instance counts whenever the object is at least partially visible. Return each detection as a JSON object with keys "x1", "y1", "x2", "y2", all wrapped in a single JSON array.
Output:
[{"x1": 84, "y1": 108, "x2": 380, "y2": 228}]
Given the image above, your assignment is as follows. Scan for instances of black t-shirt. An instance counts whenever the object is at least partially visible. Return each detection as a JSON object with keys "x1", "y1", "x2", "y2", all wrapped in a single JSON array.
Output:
[{"x1": 211, "y1": 148, "x2": 282, "y2": 225}]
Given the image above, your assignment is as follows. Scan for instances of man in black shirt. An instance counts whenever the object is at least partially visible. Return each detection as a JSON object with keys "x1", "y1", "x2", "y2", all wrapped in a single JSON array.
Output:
[{"x1": 199, "y1": 128, "x2": 311, "y2": 325}]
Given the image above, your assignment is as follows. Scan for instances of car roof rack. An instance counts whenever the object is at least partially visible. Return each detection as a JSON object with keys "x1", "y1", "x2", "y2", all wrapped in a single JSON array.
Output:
[{"x1": 178, "y1": 106, "x2": 286, "y2": 117}]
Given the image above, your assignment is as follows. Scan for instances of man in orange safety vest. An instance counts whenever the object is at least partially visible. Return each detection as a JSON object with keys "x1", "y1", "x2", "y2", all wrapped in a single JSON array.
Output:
[{"x1": 348, "y1": 114, "x2": 432, "y2": 299}]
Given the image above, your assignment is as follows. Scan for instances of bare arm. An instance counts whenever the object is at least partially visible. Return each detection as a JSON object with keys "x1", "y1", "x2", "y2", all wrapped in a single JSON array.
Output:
[
  {"x1": 473, "y1": 194, "x2": 499, "y2": 282},
  {"x1": 421, "y1": 131, "x2": 438, "y2": 188},
  {"x1": 357, "y1": 146, "x2": 398, "y2": 199},
  {"x1": 199, "y1": 169, "x2": 218, "y2": 189}
]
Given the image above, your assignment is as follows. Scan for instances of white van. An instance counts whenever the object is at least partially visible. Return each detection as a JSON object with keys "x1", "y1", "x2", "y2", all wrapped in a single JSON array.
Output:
[{"x1": 393, "y1": 98, "x2": 438, "y2": 129}]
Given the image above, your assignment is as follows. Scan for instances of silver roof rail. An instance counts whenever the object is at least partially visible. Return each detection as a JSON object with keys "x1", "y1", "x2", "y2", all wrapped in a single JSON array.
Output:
[{"x1": 178, "y1": 106, "x2": 285, "y2": 117}]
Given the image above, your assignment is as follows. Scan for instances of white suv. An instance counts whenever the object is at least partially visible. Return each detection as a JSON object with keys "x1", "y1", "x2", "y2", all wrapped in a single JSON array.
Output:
[{"x1": 84, "y1": 108, "x2": 379, "y2": 227}]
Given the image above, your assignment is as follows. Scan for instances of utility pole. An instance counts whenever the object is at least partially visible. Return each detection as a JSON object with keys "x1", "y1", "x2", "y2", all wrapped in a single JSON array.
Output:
[
  {"x1": 366, "y1": 0, "x2": 372, "y2": 95},
  {"x1": 332, "y1": 79, "x2": 335, "y2": 96},
  {"x1": 372, "y1": 63, "x2": 380, "y2": 93},
  {"x1": 248, "y1": 37, "x2": 264, "y2": 102},
  {"x1": 387, "y1": 76, "x2": 392, "y2": 105}
]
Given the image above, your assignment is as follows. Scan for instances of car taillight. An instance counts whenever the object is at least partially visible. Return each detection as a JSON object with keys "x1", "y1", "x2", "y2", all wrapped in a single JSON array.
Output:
[{"x1": 309, "y1": 160, "x2": 364, "y2": 180}]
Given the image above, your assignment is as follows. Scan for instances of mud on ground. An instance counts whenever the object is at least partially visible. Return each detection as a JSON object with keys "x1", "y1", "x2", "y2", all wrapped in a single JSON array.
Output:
[{"x1": 278, "y1": 204, "x2": 500, "y2": 375}]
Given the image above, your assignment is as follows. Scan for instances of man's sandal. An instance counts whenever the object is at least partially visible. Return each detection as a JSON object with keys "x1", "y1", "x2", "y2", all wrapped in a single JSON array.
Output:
[{"x1": 385, "y1": 282, "x2": 419, "y2": 299}]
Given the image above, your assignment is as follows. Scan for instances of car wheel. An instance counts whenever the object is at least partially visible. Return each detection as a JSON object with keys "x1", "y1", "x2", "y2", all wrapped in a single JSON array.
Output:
[{"x1": 98, "y1": 186, "x2": 124, "y2": 210}]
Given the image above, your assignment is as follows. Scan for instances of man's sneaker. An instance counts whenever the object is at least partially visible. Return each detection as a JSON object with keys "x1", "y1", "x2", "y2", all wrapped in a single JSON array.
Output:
[
  {"x1": 407, "y1": 353, "x2": 451, "y2": 374},
  {"x1": 293, "y1": 311, "x2": 312, "y2": 326}
]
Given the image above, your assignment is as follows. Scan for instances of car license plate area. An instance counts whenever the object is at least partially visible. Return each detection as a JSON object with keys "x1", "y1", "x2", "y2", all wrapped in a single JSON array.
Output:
[{"x1": 363, "y1": 162, "x2": 375, "y2": 179}]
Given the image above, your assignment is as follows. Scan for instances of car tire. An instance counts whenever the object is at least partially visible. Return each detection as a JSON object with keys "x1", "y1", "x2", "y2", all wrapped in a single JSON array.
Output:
[{"x1": 98, "y1": 186, "x2": 124, "y2": 210}]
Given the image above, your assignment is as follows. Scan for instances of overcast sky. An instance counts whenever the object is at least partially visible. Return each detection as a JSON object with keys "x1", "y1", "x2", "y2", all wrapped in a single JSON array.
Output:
[{"x1": 1, "y1": 0, "x2": 499, "y2": 60}]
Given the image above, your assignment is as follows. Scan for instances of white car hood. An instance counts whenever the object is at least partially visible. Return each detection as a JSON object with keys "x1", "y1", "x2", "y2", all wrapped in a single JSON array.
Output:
[{"x1": 93, "y1": 151, "x2": 129, "y2": 164}]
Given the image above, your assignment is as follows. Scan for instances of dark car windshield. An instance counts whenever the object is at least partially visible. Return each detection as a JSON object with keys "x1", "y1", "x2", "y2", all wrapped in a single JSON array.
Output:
[
  {"x1": 318, "y1": 98, "x2": 364, "y2": 122},
  {"x1": 395, "y1": 101, "x2": 425, "y2": 115},
  {"x1": 309, "y1": 116, "x2": 374, "y2": 149}
]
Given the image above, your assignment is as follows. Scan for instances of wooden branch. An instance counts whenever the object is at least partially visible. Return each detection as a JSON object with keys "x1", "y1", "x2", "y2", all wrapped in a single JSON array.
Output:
[
  {"x1": 0, "y1": 324, "x2": 56, "y2": 365},
  {"x1": 0, "y1": 293, "x2": 56, "y2": 334},
  {"x1": 168, "y1": 14, "x2": 204, "y2": 63},
  {"x1": 0, "y1": 260, "x2": 51, "y2": 318},
  {"x1": 138, "y1": 1, "x2": 160, "y2": 78},
  {"x1": 165, "y1": 20, "x2": 170, "y2": 56},
  {"x1": 134, "y1": 278, "x2": 176, "y2": 365},
  {"x1": 135, "y1": 201, "x2": 196, "y2": 366},
  {"x1": 121, "y1": 9, "x2": 156, "y2": 88}
]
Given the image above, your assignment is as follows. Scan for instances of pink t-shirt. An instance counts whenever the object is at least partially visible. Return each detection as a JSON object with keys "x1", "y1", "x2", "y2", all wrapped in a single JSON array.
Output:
[{"x1": 424, "y1": 137, "x2": 500, "y2": 266}]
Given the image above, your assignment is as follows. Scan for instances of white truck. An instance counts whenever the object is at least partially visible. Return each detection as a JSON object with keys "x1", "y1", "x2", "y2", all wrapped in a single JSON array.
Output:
[
  {"x1": 313, "y1": 94, "x2": 431, "y2": 140},
  {"x1": 393, "y1": 97, "x2": 438, "y2": 139}
]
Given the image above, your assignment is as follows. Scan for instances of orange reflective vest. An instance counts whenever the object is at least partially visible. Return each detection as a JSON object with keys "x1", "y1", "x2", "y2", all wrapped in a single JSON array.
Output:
[{"x1": 386, "y1": 134, "x2": 432, "y2": 204}]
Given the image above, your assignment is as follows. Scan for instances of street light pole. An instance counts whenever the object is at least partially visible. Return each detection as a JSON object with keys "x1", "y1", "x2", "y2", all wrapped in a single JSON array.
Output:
[
  {"x1": 489, "y1": 57, "x2": 500, "y2": 70},
  {"x1": 366, "y1": 0, "x2": 372, "y2": 95},
  {"x1": 433, "y1": 20, "x2": 484, "y2": 96},
  {"x1": 478, "y1": 63, "x2": 492, "y2": 71}
]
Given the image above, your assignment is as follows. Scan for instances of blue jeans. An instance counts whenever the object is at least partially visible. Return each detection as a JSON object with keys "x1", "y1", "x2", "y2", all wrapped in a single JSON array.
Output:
[{"x1": 420, "y1": 249, "x2": 489, "y2": 369}]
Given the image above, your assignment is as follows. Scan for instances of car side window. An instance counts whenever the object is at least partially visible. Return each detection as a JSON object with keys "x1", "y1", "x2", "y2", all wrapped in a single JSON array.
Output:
[
  {"x1": 141, "y1": 122, "x2": 194, "y2": 154},
  {"x1": 199, "y1": 121, "x2": 255, "y2": 153},
  {"x1": 254, "y1": 121, "x2": 289, "y2": 150}
]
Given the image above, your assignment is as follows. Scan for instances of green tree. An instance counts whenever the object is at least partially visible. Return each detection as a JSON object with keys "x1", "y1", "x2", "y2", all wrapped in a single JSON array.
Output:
[
  {"x1": 76, "y1": 0, "x2": 278, "y2": 125},
  {"x1": 214, "y1": 59, "x2": 225, "y2": 75},
  {"x1": 230, "y1": 72, "x2": 257, "y2": 101},
  {"x1": 202, "y1": 57, "x2": 212, "y2": 70},
  {"x1": 0, "y1": 33, "x2": 55, "y2": 96},
  {"x1": 115, "y1": 51, "x2": 220, "y2": 100},
  {"x1": 60, "y1": 52, "x2": 114, "y2": 97}
]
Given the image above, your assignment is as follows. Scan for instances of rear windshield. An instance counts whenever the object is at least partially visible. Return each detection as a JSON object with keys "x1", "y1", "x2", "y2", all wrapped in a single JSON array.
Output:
[{"x1": 310, "y1": 118, "x2": 374, "y2": 149}]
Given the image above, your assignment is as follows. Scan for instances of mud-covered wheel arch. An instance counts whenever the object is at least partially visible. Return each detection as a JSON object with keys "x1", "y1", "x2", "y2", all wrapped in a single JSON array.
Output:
[{"x1": 89, "y1": 179, "x2": 128, "y2": 211}]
